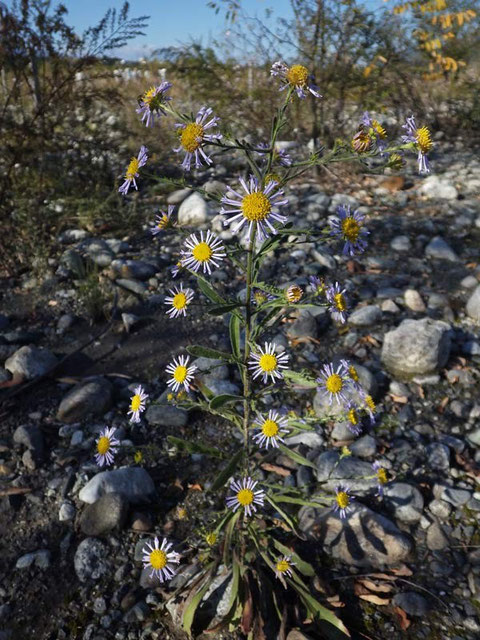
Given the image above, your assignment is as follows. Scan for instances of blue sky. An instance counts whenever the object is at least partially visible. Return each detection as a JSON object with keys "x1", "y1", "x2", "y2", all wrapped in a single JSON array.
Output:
[{"x1": 6, "y1": 0, "x2": 386, "y2": 59}]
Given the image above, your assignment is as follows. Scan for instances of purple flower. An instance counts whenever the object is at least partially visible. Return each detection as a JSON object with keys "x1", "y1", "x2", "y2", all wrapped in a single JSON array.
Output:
[
  {"x1": 136, "y1": 82, "x2": 172, "y2": 127},
  {"x1": 270, "y1": 61, "x2": 321, "y2": 99},
  {"x1": 152, "y1": 205, "x2": 175, "y2": 235},
  {"x1": 361, "y1": 111, "x2": 388, "y2": 155},
  {"x1": 316, "y1": 361, "x2": 352, "y2": 405},
  {"x1": 401, "y1": 115, "x2": 433, "y2": 174},
  {"x1": 326, "y1": 282, "x2": 348, "y2": 324},
  {"x1": 372, "y1": 461, "x2": 388, "y2": 496},
  {"x1": 226, "y1": 477, "x2": 265, "y2": 517},
  {"x1": 173, "y1": 106, "x2": 222, "y2": 171},
  {"x1": 334, "y1": 485, "x2": 355, "y2": 519},
  {"x1": 329, "y1": 205, "x2": 369, "y2": 256},
  {"x1": 118, "y1": 145, "x2": 148, "y2": 195}
]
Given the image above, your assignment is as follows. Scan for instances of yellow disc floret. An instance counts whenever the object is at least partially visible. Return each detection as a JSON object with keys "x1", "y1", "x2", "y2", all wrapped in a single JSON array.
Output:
[
  {"x1": 376, "y1": 467, "x2": 388, "y2": 485},
  {"x1": 237, "y1": 488, "x2": 254, "y2": 506},
  {"x1": 276, "y1": 559, "x2": 290, "y2": 574},
  {"x1": 348, "y1": 408, "x2": 359, "y2": 425},
  {"x1": 262, "y1": 419, "x2": 279, "y2": 438},
  {"x1": 149, "y1": 549, "x2": 168, "y2": 570},
  {"x1": 287, "y1": 285, "x2": 303, "y2": 303},
  {"x1": 334, "y1": 293, "x2": 347, "y2": 311},
  {"x1": 173, "y1": 365, "x2": 188, "y2": 384},
  {"x1": 416, "y1": 126, "x2": 433, "y2": 154},
  {"x1": 286, "y1": 64, "x2": 309, "y2": 87},
  {"x1": 205, "y1": 532, "x2": 217, "y2": 546},
  {"x1": 125, "y1": 157, "x2": 140, "y2": 181},
  {"x1": 325, "y1": 373, "x2": 343, "y2": 394},
  {"x1": 192, "y1": 242, "x2": 213, "y2": 262},
  {"x1": 372, "y1": 119, "x2": 387, "y2": 139},
  {"x1": 259, "y1": 353, "x2": 277, "y2": 372},
  {"x1": 341, "y1": 217, "x2": 360, "y2": 243},
  {"x1": 181, "y1": 123, "x2": 204, "y2": 153},
  {"x1": 97, "y1": 436, "x2": 110, "y2": 455},
  {"x1": 156, "y1": 214, "x2": 169, "y2": 230},
  {"x1": 172, "y1": 292, "x2": 187, "y2": 310},
  {"x1": 336, "y1": 491, "x2": 350, "y2": 509},
  {"x1": 365, "y1": 395, "x2": 376, "y2": 412},
  {"x1": 348, "y1": 365, "x2": 359, "y2": 383},
  {"x1": 130, "y1": 394, "x2": 141, "y2": 412},
  {"x1": 241, "y1": 192, "x2": 272, "y2": 222}
]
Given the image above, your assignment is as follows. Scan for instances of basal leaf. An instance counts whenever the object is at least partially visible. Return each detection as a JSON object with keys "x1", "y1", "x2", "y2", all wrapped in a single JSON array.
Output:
[
  {"x1": 283, "y1": 369, "x2": 318, "y2": 388},
  {"x1": 167, "y1": 435, "x2": 224, "y2": 459},
  {"x1": 186, "y1": 345, "x2": 235, "y2": 362},
  {"x1": 210, "y1": 448, "x2": 243, "y2": 492},
  {"x1": 209, "y1": 394, "x2": 244, "y2": 410},
  {"x1": 278, "y1": 443, "x2": 318, "y2": 470}
]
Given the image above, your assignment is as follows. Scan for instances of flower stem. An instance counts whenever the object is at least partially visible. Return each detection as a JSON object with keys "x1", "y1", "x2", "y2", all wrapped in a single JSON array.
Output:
[{"x1": 242, "y1": 223, "x2": 257, "y2": 474}]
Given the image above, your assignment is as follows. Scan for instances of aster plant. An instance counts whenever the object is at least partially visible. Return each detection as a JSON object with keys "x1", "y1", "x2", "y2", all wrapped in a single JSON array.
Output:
[{"x1": 111, "y1": 66, "x2": 429, "y2": 638}]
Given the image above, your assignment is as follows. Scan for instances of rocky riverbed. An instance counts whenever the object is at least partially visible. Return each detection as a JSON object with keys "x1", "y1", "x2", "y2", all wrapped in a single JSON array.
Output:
[{"x1": 0, "y1": 137, "x2": 480, "y2": 640}]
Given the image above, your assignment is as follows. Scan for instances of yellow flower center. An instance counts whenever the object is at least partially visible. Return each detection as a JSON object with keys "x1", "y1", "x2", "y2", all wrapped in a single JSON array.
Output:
[
  {"x1": 192, "y1": 242, "x2": 213, "y2": 263},
  {"x1": 416, "y1": 126, "x2": 433, "y2": 154},
  {"x1": 262, "y1": 419, "x2": 279, "y2": 438},
  {"x1": 157, "y1": 214, "x2": 169, "y2": 229},
  {"x1": 341, "y1": 218, "x2": 360, "y2": 243},
  {"x1": 325, "y1": 373, "x2": 343, "y2": 394},
  {"x1": 286, "y1": 64, "x2": 309, "y2": 87},
  {"x1": 276, "y1": 559, "x2": 290, "y2": 573},
  {"x1": 259, "y1": 353, "x2": 277, "y2": 372},
  {"x1": 349, "y1": 365, "x2": 359, "y2": 382},
  {"x1": 173, "y1": 365, "x2": 188, "y2": 383},
  {"x1": 287, "y1": 286, "x2": 303, "y2": 303},
  {"x1": 377, "y1": 468, "x2": 388, "y2": 484},
  {"x1": 172, "y1": 292, "x2": 187, "y2": 310},
  {"x1": 149, "y1": 549, "x2": 168, "y2": 570},
  {"x1": 352, "y1": 131, "x2": 371, "y2": 153},
  {"x1": 336, "y1": 491, "x2": 349, "y2": 509},
  {"x1": 181, "y1": 123, "x2": 204, "y2": 153},
  {"x1": 134, "y1": 450, "x2": 143, "y2": 463},
  {"x1": 142, "y1": 86, "x2": 165, "y2": 111},
  {"x1": 97, "y1": 436, "x2": 110, "y2": 455},
  {"x1": 241, "y1": 192, "x2": 272, "y2": 222},
  {"x1": 348, "y1": 408, "x2": 358, "y2": 425},
  {"x1": 372, "y1": 120, "x2": 387, "y2": 139},
  {"x1": 254, "y1": 291, "x2": 267, "y2": 304},
  {"x1": 237, "y1": 488, "x2": 254, "y2": 506},
  {"x1": 130, "y1": 394, "x2": 141, "y2": 412},
  {"x1": 125, "y1": 157, "x2": 140, "y2": 180},
  {"x1": 334, "y1": 293, "x2": 346, "y2": 311},
  {"x1": 205, "y1": 532, "x2": 217, "y2": 546},
  {"x1": 365, "y1": 395, "x2": 376, "y2": 412}
]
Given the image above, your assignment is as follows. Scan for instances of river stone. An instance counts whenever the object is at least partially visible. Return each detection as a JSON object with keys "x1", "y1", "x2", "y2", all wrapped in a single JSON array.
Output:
[
  {"x1": 5, "y1": 346, "x2": 58, "y2": 380},
  {"x1": 425, "y1": 236, "x2": 459, "y2": 262},
  {"x1": 392, "y1": 592, "x2": 430, "y2": 616},
  {"x1": 167, "y1": 188, "x2": 191, "y2": 205},
  {"x1": 79, "y1": 492, "x2": 129, "y2": 535},
  {"x1": 314, "y1": 451, "x2": 377, "y2": 494},
  {"x1": 74, "y1": 538, "x2": 109, "y2": 582},
  {"x1": 82, "y1": 238, "x2": 115, "y2": 267},
  {"x1": 348, "y1": 305, "x2": 382, "y2": 327},
  {"x1": 145, "y1": 404, "x2": 188, "y2": 428},
  {"x1": 178, "y1": 192, "x2": 208, "y2": 226},
  {"x1": 298, "y1": 503, "x2": 413, "y2": 568},
  {"x1": 78, "y1": 467, "x2": 155, "y2": 504},
  {"x1": 56, "y1": 377, "x2": 113, "y2": 423},
  {"x1": 110, "y1": 259, "x2": 157, "y2": 281},
  {"x1": 419, "y1": 176, "x2": 458, "y2": 200},
  {"x1": 383, "y1": 483, "x2": 424, "y2": 524},
  {"x1": 466, "y1": 285, "x2": 480, "y2": 322},
  {"x1": 381, "y1": 318, "x2": 451, "y2": 378}
]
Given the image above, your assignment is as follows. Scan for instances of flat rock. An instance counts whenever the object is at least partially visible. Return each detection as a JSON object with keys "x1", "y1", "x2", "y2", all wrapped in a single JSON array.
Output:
[
  {"x1": 299, "y1": 503, "x2": 413, "y2": 568},
  {"x1": 145, "y1": 404, "x2": 188, "y2": 428},
  {"x1": 313, "y1": 451, "x2": 377, "y2": 494},
  {"x1": 56, "y1": 377, "x2": 113, "y2": 423},
  {"x1": 383, "y1": 482, "x2": 424, "y2": 523},
  {"x1": 392, "y1": 592, "x2": 430, "y2": 616},
  {"x1": 79, "y1": 492, "x2": 129, "y2": 536},
  {"x1": 82, "y1": 238, "x2": 115, "y2": 267},
  {"x1": 419, "y1": 176, "x2": 458, "y2": 200},
  {"x1": 5, "y1": 346, "x2": 58, "y2": 380},
  {"x1": 425, "y1": 236, "x2": 459, "y2": 262},
  {"x1": 78, "y1": 467, "x2": 155, "y2": 504},
  {"x1": 348, "y1": 305, "x2": 382, "y2": 327},
  {"x1": 404, "y1": 289, "x2": 426, "y2": 312},
  {"x1": 381, "y1": 318, "x2": 451, "y2": 378},
  {"x1": 110, "y1": 259, "x2": 157, "y2": 281},
  {"x1": 178, "y1": 192, "x2": 208, "y2": 226},
  {"x1": 466, "y1": 285, "x2": 480, "y2": 322},
  {"x1": 74, "y1": 538, "x2": 109, "y2": 582}
]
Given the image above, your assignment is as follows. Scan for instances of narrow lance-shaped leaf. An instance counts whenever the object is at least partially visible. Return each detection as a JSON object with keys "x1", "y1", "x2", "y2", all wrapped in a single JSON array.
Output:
[{"x1": 210, "y1": 448, "x2": 243, "y2": 492}]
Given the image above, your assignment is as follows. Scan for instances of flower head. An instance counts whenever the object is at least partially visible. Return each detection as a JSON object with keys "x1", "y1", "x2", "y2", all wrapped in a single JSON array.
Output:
[
  {"x1": 401, "y1": 115, "x2": 433, "y2": 174},
  {"x1": 257, "y1": 143, "x2": 292, "y2": 167},
  {"x1": 286, "y1": 284, "x2": 303, "y2": 303},
  {"x1": 317, "y1": 361, "x2": 352, "y2": 405},
  {"x1": 372, "y1": 461, "x2": 388, "y2": 496},
  {"x1": 309, "y1": 275, "x2": 325, "y2": 296},
  {"x1": 164, "y1": 283, "x2": 194, "y2": 318},
  {"x1": 252, "y1": 289, "x2": 276, "y2": 306},
  {"x1": 345, "y1": 402, "x2": 362, "y2": 436},
  {"x1": 128, "y1": 385, "x2": 148, "y2": 423},
  {"x1": 142, "y1": 537, "x2": 180, "y2": 582},
  {"x1": 226, "y1": 477, "x2": 265, "y2": 517},
  {"x1": 340, "y1": 360, "x2": 362, "y2": 391},
  {"x1": 275, "y1": 555, "x2": 296, "y2": 579},
  {"x1": 334, "y1": 485, "x2": 354, "y2": 519},
  {"x1": 173, "y1": 106, "x2": 222, "y2": 171},
  {"x1": 362, "y1": 393, "x2": 377, "y2": 425},
  {"x1": 326, "y1": 282, "x2": 348, "y2": 323},
  {"x1": 180, "y1": 230, "x2": 226, "y2": 275},
  {"x1": 95, "y1": 427, "x2": 119, "y2": 466},
  {"x1": 329, "y1": 204, "x2": 369, "y2": 256},
  {"x1": 205, "y1": 532, "x2": 217, "y2": 546},
  {"x1": 152, "y1": 205, "x2": 175, "y2": 235},
  {"x1": 166, "y1": 355, "x2": 196, "y2": 393},
  {"x1": 360, "y1": 111, "x2": 387, "y2": 155},
  {"x1": 248, "y1": 342, "x2": 289, "y2": 384},
  {"x1": 171, "y1": 260, "x2": 184, "y2": 279},
  {"x1": 136, "y1": 82, "x2": 172, "y2": 127},
  {"x1": 270, "y1": 61, "x2": 321, "y2": 99},
  {"x1": 118, "y1": 145, "x2": 148, "y2": 195},
  {"x1": 253, "y1": 409, "x2": 289, "y2": 449},
  {"x1": 220, "y1": 175, "x2": 288, "y2": 242}
]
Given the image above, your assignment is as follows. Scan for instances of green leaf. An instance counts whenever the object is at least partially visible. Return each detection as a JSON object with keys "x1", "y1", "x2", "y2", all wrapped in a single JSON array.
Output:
[
  {"x1": 207, "y1": 302, "x2": 243, "y2": 315},
  {"x1": 182, "y1": 569, "x2": 215, "y2": 636},
  {"x1": 265, "y1": 494, "x2": 300, "y2": 536},
  {"x1": 223, "y1": 509, "x2": 240, "y2": 565},
  {"x1": 283, "y1": 369, "x2": 318, "y2": 388},
  {"x1": 209, "y1": 394, "x2": 244, "y2": 410},
  {"x1": 167, "y1": 435, "x2": 224, "y2": 459},
  {"x1": 270, "y1": 494, "x2": 329, "y2": 508},
  {"x1": 278, "y1": 443, "x2": 318, "y2": 470},
  {"x1": 252, "y1": 281, "x2": 284, "y2": 297},
  {"x1": 271, "y1": 539, "x2": 314, "y2": 577},
  {"x1": 196, "y1": 274, "x2": 226, "y2": 305},
  {"x1": 186, "y1": 345, "x2": 235, "y2": 362},
  {"x1": 229, "y1": 313, "x2": 242, "y2": 360},
  {"x1": 210, "y1": 448, "x2": 243, "y2": 492}
]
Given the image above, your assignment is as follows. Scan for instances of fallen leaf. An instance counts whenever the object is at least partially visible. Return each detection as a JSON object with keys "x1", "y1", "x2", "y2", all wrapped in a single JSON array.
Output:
[
  {"x1": 358, "y1": 594, "x2": 390, "y2": 605},
  {"x1": 437, "y1": 396, "x2": 449, "y2": 413},
  {"x1": 391, "y1": 565, "x2": 413, "y2": 577},
  {"x1": 48, "y1": 300, "x2": 58, "y2": 306},
  {"x1": 394, "y1": 606, "x2": 411, "y2": 630},
  {"x1": 415, "y1": 385, "x2": 425, "y2": 399},
  {"x1": 188, "y1": 483, "x2": 203, "y2": 491},
  {"x1": 260, "y1": 462, "x2": 291, "y2": 477},
  {"x1": 357, "y1": 578, "x2": 393, "y2": 593},
  {"x1": 0, "y1": 486, "x2": 32, "y2": 496},
  {"x1": 390, "y1": 394, "x2": 408, "y2": 404}
]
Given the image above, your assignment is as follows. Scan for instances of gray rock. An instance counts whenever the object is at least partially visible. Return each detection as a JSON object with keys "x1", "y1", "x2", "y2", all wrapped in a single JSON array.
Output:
[
  {"x1": 79, "y1": 492, "x2": 129, "y2": 536},
  {"x1": 313, "y1": 391, "x2": 347, "y2": 420},
  {"x1": 78, "y1": 467, "x2": 155, "y2": 504},
  {"x1": 15, "y1": 549, "x2": 51, "y2": 570},
  {"x1": 425, "y1": 236, "x2": 459, "y2": 262},
  {"x1": 192, "y1": 357, "x2": 229, "y2": 380},
  {"x1": 466, "y1": 285, "x2": 480, "y2": 322},
  {"x1": 115, "y1": 278, "x2": 147, "y2": 295},
  {"x1": 467, "y1": 428, "x2": 480, "y2": 447},
  {"x1": 57, "y1": 313, "x2": 76, "y2": 333},
  {"x1": 178, "y1": 192, "x2": 208, "y2": 226},
  {"x1": 111, "y1": 259, "x2": 157, "y2": 281},
  {"x1": 350, "y1": 435, "x2": 377, "y2": 458},
  {"x1": 58, "y1": 228, "x2": 89, "y2": 244},
  {"x1": 202, "y1": 379, "x2": 240, "y2": 396},
  {"x1": 0, "y1": 367, "x2": 11, "y2": 383},
  {"x1": 390, "y1": 235, "x2": 411, "y2": 252},
  {"x1": 383, "y1": 483, "x2": 424, "y2": 524},
  {"x1": 74, "y1": 538, "x2": 109, "y2": 582},
  {"x1": 428, "y1": 499, "x2": 452, "y2": 520},
  {"x1": 82, "y1": 238, "x2": 114, "y2": 267},
  {"x1": 426, "y1": 522, "x2": 449, "y2": 550},
  {"x1": 331, "y1": 421, "x2": 356, "y2": 441},
  {"x1": 426, "y1": 443, "x2": 450, "y2": 471},
  {"x1": 419, "y1": 176, "x2": 458, "y2": 200},
  {"x1": 56, "y1": 377, "x2": 113, "y2": 423},
  {"x1": 145, "y1": 404, "x2": 188, "y2": 428},
  {"x1": 59, "y1": 501, "x2": 76, "y2": 522},
  {"x1": 381, "y1": 299, "x2": 400, "y2": 314},
  {"x1": 286, "y1": 310, "x2": 318, "y2": 340},
  {"x1": 348, "y1": 305, "x2": 382, "y2": 327},
  {"x1": 13, "y1": 425, "x2": 44, "y2": 460},
  {"x1": 392, "y1": 592, "x2": 430, "y2": 616},
  {"x1": 311, "y1": 247, "x2": 336, "y2": 270},
  {"x1": 298, "y1": 503, "x2": 413, "y2": 568},
  {"x1": 314, "y1": 451, "x2": 377, "y2": 494},
  {"x1": 167, "y1": 188, "x2": 191, "y2": 205},
  {"x1": 381, "y1": 318, "x2": 451, "y2": 378},
  {"x1": 60, "y1": 248, "x2": 85, "y2": 277},
  {"x1": 5, "y1": 346, "x2": 58, "y2": 380},
  {"x1": 286, "y1": 431, "x2": 325, "y2": 449},
  {"x1": 329, "y1": 193, "x2": 359, "y2": 214},
  {"x1": 404, "y1": 289, "x2": 426, "y2": 312},
  {"x1": 441, "y1": 486, "x2": 472, "y2": 506}
]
